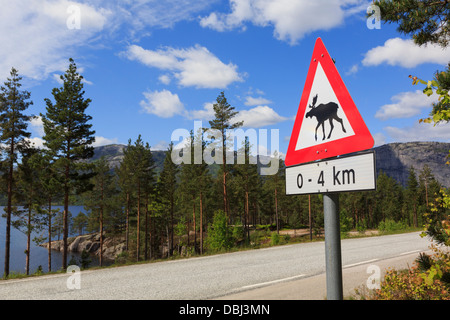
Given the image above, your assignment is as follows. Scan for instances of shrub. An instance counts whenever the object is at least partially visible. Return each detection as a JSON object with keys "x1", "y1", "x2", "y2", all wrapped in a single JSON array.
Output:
[
  {"x1": 378, "y1": 219, "x2": 408, "y2": 232},
  {"x1": 368, "y1": 246, "x2": 450, "y2": 300},
  {"x1": 271, "y1": 232, "x2": 280, "y2": 246},
  {"x1": 206, "y1": 210, "x2": 233, "y2": 252}
]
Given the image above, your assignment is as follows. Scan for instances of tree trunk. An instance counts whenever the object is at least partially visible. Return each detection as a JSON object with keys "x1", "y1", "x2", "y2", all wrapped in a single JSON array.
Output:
[
  {"x1": 99, "y1": 179, "x2": 104, "y2": 267},
  {"x1": 275, "y1": 187, "x2": 279, "y2": 234},
  {"x1": 48, "y1": 197, "x2": 52, "y2": 272},
  {"x1": 126, "y1": 192, "x2": 130, "y2": 251},
  {"x1": 26, "y1": 204, "x2": 32, "y2": 275},
  {"x1": 63, "y1": 162, "x2": 69, "y2": 270},
  {"x1": 4, "y1": 137, "x2": 14, "y2": 277},
  {"x1": 137, "y1": 180, "x2": 141, "y2": 261},
  {"x1": 200, "y1": 191, "x2": 203, "y2": 255},
  {"x1": 192, "y1": 196, "x2": 196, "y2": 252}
]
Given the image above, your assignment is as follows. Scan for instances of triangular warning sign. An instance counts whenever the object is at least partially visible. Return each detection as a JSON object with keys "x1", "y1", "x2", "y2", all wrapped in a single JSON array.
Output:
[{"x1": 285, "y1": 38, "x2": 373, "y2": 167}]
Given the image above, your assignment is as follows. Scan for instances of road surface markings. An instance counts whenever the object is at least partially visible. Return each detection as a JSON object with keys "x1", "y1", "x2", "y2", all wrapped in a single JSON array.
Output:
[
  {"x1": 400, "y1": 249, "x2": 423, "y2": 256},
  {"x1": 343, "y1": 258, "x2": 379, "y2": 269},
  {"x1": 241, "y1": 274, "x2": 306, "y2": 290}
]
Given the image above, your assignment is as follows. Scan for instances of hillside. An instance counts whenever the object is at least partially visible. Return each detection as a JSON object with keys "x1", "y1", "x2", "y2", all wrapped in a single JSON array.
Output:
[
  {"x1": 374, "y1": 142, "x2": 450, "y2": 187},
  {"x1": 93, "y1": 142, "x2": 450, "y2": 187}
]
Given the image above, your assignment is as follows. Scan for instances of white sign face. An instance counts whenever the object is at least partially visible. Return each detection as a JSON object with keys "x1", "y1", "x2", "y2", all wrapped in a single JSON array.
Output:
[
  {"x1": 286, "y1": 151, "x2": 376, "y2": 195},
  {"x1": 295, "y1": 62, "x2": 355, "y2": 151}
]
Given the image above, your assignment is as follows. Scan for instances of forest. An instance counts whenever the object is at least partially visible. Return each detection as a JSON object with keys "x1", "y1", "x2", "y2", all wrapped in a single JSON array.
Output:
[{"x1": 0, "y1": 57, "x2": 446, "y2": 278}]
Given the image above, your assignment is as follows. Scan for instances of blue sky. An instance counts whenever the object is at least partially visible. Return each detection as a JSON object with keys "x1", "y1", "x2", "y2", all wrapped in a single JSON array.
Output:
[{"x1": 1, "y1": 0, "x2": 449, "y2": 158}]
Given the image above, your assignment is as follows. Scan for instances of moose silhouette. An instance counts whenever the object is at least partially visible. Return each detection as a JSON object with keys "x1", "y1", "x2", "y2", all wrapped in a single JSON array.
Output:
[{"x1": 305, "y1": 94, "x2": 346, "y2": 141}]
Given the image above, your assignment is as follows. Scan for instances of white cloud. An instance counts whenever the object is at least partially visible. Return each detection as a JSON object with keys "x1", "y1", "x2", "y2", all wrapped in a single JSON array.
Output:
[
  {"x1": 200, "y1": 0, "x2": 366, "y2": 45},
  {"x1": 384, "y1": 122, "x2": 450, "y2": 143},
  {"x1": 140, "y1": 89, "x2": 186, "y2": 118},
  {"x1": 234, "y1": 105, "x2": 287, "y2": 128},
  {"x1": 123, "y1": 44, "x2": 243, "y2": 89},
  {"x1": 30, "y1": 116, "x2": 45, "y2": 137},
  {"x1": 109, "y1": 0, "x2": 215, "y2": 36},
  {"x1": 26, "y1": 137, "x2": 46, "y2": 149},
  {"x1": 0, "y1": 0, "x2": 109, "y2": 81},
  {"x1": 152, "y1": 140, "x2": 170, "y2": 151},
  {"x1": 93, "y1": 136, "x2": 119, "y2": 147},
  {"x1": 187, "y1": 102, "x2": 216, "y2": 121},
  {"x1": 362, "y1": 38, "x2": 450, "y2": 68},
  {"x1": 375, "y1": 90, "x2": 438, "y2": 120},
  {"x1": 244, "y1": 96, "x2": 272, "y2": 106},
  {"x1": 345, "y1": 64, "x2": 359, "y2": 75},
  {"x1": 158, "y1": 74, "x2": 171, "y2": 85},
  {"x1": 373, "y1": 132, "x2": 386, "y2": 146}
]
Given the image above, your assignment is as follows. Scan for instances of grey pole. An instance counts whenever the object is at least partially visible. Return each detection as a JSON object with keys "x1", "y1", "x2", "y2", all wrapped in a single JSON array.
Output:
[{"x1": 323, "y1": 193, "x2": 343, "y2": 300}]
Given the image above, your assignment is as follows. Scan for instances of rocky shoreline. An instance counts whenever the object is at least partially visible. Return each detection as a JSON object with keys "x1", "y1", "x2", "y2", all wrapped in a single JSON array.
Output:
[{"x1": 40, "y1": 232, "x2": 126, "y2": 261}]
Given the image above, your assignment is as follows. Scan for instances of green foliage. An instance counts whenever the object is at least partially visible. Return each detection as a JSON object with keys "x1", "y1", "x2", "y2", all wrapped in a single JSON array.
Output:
[
  {"x1": 374, "y1": 0, "x2": 450, "y2": 48},
  {"x1": 270, "y1": 232, "x2": 280, "y2": 246},
  {"x1": 421, "y1": 188, "x2": 450, "y2": 246},
  {"x1": 80, "y1": 249, "x2": 92, "y2": 269},
  {"x1": 378, "y1": 219, "x2": 409, "y2": 232},
  {"x1": 206, "y1": 210, "x2": 233, "y2": 252}
]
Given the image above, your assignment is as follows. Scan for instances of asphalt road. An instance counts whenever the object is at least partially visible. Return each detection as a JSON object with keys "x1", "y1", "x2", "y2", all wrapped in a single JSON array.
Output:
[{"x1": 0, "y1": 231, "x2": 433, "y2": 300}]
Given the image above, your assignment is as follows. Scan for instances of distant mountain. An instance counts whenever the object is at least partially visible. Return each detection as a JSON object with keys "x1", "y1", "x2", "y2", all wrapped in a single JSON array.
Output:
[
  {"x1": 374, "y1": 142, "x2": 450, "y2": 188},
  {"x1": 93, "y1": 142, "x2": 450, "y2": 187},
  {"x1": 92, "y1": 144, "x2": 166, "y2": 175}
]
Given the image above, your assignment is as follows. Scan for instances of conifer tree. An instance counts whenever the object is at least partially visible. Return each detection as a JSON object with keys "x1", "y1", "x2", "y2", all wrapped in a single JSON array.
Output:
[
  {"x1": 0, "y1": 67, "x2": 33, "y2": 277},
  {"x1": 84, "y1": 157, "x2": 117, "y2": 266},
  {"x1": 158, "y1": 142, "x2": 178, "y2": 256},
  {"x1": 406, "y1": 167, "x2": 419, "y2": 227},
  {"x1": 234, "y1": 137, "x2": 260, "y2": 243},
  {"x1": 41, "y1": 58, "x2": 95, "y2": 270},
  {"x1": 126, "y1": 135, "x2": 155, "y2": 261},
  {"x1": 209, "y1": 91, "x2": 243, "y2": 219},
  {"x1": 374, "y1": 0, "x2": 450, "y2": 48},
  {"x1": 12, "y1": 146, "x2": 41, "y2": 275}
]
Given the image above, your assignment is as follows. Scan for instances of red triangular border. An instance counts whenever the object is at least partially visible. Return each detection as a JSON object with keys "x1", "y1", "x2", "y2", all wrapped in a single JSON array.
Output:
[{"x1": 285, "y1": 38, "x2": 374, "y2": 167}]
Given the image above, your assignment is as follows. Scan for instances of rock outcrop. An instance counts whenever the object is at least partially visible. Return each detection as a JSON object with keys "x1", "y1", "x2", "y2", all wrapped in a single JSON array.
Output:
[
  {"x1": 41, "y1": 232, "x2": 126, "y2": 261},
  {"x1": 374, "y1": 142, "x2": 450, "y2": 187}
]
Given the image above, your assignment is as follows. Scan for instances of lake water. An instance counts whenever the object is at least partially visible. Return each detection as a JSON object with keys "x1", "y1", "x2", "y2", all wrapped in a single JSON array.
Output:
[{"x1": 0, "y1": 206, "x2": 102, "y2": 275}]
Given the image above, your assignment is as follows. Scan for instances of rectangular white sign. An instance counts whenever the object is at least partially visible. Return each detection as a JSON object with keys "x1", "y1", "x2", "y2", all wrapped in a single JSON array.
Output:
[{"x1": 286, "y1": 151, "x2": 376, "y2": 195}]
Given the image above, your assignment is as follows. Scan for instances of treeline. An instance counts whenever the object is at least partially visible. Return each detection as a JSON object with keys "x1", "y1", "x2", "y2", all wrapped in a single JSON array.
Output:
[{"x1": 0, "y1": 59, "x2": 446, "y2": 278}]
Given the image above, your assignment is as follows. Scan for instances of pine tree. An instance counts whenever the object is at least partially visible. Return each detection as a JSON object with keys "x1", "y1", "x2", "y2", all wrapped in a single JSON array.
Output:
[
  {"x1": 31, "y1": 148, "x2": 61, "y2": 272},
  {"x1": 41, "y1": 58, "x2": 95, "y2": 270},
  {"x1": 12, "y1": 146, "x2": 42, "y2": 275},
  {"x1": 0, "y1": 67, "x2": 33, "y2": 277},
  {"x1": 406, "y1": 167, "x2": 419, "y2": 227},
  {"x1": 158, "y1": 143, "x2": 178, "y2": 256},
  {"x1": 84, "y1": 157, "x2": 117, "y2": 266},
  {"x1": 209, "y1": 91, "x2": 243, "y2": 220},
  {"x1": 125, "y1": 135, "x2": 155, "y2": 261},
  {"x1": 234, "y1": 137, "x2": 260, "y2": 243},
  {"x1": 374, "y1": 0, "x2": 450, "y2": 48}
]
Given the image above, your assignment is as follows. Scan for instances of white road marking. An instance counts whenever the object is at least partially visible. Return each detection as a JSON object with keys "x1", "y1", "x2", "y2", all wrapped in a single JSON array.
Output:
[
  {"x1": 343, "y1": 258, "x2": 379, "y2": 269},
  {"x1": 241, "y1": 274, "x2": 306, "y2": 290}
]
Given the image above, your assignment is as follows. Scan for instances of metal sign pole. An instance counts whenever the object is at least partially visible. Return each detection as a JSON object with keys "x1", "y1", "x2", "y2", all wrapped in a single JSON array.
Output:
[{"x1": 323, "y1": 193, "x2": 343, "y2": 300}]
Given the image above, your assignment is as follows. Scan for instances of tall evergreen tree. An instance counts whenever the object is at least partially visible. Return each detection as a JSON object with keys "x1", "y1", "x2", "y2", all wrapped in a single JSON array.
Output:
[
  {"x1": 84, "y1": 157, "x2": 117, "y2": 266},
  {"x1": 0, "y1": 67, "x2": 33, "y2": 277},
  {"x1": 41, "y1": 58, "x2": 95, "y2": 270},
  {"x1": 12, "y1": 146, "x2": 41, "y2": 275},
  {"x1": 158, "y1": 142, "x2": 178, "y2": 256},
  {"x1": 234, "y1": 137, "x2": 260, "y2": 243},
  {"x1": 406, "y1": 167, "x2": 419, "y2": 227},
  {"x1": 209, "y1": 91, "x2": 243, "y2": 219},
  {"x1": 126, "y1": 135, "x2": 155, "y2": 261},
  {"x1": 117, "y1": 141, "x2": 135, "y2": 251}
]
